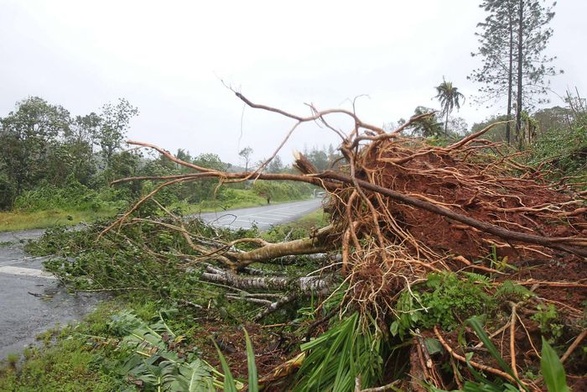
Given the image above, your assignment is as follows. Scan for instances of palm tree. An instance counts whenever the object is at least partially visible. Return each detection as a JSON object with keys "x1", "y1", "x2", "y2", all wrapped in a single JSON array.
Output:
[{"x1": 434, "y1": 78, "x2": 465, "y2": 135}]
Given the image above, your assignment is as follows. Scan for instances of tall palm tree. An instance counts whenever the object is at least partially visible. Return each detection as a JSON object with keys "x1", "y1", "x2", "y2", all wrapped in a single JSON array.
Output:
[{"x1": 434, "y1": 78, "x2": 465, "y2": 135}]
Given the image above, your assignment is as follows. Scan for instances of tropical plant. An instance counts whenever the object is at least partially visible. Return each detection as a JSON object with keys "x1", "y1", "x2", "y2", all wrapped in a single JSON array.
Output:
[
  {"x1": 294, "y1": 312, "x2": 384, "y2": 391},
  {"x1": 434, "y1": 77, "x2": 466, "y2": 135},
  {"x1": 541, "y1": 337, "x2": 570, "y2": 392},
  {"x1": 111, "y1": 309, "x2": 242, "y2": 391},
  {"x1": 406, "y1": 106, "x2": 444, "y2": 137}
]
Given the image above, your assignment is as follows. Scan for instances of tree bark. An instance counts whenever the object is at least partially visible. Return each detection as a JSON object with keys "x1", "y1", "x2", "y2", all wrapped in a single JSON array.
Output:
[
  {"x1": 515, "y1": 0, "x2": 524, "y2": 146},
  {"x1": 506, "y1": 11, "x2": 514, "y2": 144}
]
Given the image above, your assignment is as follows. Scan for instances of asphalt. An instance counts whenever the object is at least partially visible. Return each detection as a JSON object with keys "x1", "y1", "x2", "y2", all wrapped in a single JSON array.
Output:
[
  {"x1": 197, "y1": 198, "x2": 323, "y2": 230},
  {"x1": 0, "y1": 230, "x2": 104, "y2": 360}
]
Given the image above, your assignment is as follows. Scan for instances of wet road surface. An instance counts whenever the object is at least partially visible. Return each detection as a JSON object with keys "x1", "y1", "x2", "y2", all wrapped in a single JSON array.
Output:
[
  {"x1": 0, "y1": 199, "x2": 322, "y2": 360},
  {"x1": 197, "y1": 198, "x2": 323, "y2": 230},
  {"x1": 0, "y1": 230, "x2": 104, "y2": 360}
]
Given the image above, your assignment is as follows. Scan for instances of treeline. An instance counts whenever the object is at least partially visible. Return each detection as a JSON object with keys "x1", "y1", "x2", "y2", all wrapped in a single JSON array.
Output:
[
  {"x1": 0, "y1": 97, "x2": 338, "y2": 212},
  {"x1": 0, "y1": 97, "x2": 142, "y2": 210}
]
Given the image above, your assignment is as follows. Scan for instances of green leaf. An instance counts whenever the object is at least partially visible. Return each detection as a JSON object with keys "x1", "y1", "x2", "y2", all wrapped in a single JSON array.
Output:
[
  {"x1": 212, "y1": 339, "x2": 238, "y2": 392},
  {"x1": 466, "y1": 316, "x2": 513, "y2": 375},
  {"x1": 466, "y1": 316, "x2": 528, "y2": 391},
  {"x1": 243, "y1": 328, "x2": 259, "y2": 392},
  {"x1": 540, "y1": 337, "x2": 569, "y2": 392}
]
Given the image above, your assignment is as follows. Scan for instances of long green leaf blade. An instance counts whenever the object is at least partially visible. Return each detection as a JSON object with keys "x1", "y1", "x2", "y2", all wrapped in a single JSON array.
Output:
[
  {"x1": 540, "y1": 337, "x2": 569, "y2": 392},
  {"x1": 243, "y1": 328, "x2": 259, "y2": 392},
  {"x1": 212, "y1": 339, "x2": 238, "y2": 392}
]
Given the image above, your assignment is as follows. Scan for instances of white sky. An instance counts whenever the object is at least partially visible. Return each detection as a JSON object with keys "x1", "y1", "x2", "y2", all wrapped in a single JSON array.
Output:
[{"x1": 1, "y1": 0, "x2": 585, "y2": 165}]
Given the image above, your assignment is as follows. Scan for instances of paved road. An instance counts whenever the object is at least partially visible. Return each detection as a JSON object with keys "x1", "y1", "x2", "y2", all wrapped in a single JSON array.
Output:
[
  {"x1": 196, "y1": 198, "x2": 323, "y2": 230},
  {"x1": 0, "y1": 199, "x2": 323, "y2": 360},
  {"x1": 0, "y1": 230, "x2": 104, "y2": 360}
]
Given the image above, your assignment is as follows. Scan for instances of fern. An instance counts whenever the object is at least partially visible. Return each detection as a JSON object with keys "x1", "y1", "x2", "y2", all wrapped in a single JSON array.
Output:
[{"x1": 494, "y1": 280, "x2": 534, "y2": 301}]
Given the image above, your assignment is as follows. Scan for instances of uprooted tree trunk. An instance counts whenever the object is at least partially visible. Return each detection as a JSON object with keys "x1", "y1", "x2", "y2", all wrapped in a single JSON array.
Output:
[{"x1": 106, "y1": 92, "x2": 586, "y2": 388}]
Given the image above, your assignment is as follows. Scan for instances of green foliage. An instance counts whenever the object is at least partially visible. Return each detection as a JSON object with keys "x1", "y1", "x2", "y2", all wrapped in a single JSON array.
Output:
[
  {"x1": 0, "y1": 298, "x2": 255, "y2": 392},
  {"x1": 111, "y1": 310, "x2": 232, "y2": 391},
  {"x1": 13, "y1": 178, "x2": 129, "y2": 213},
  {"x1": 467, "y1": 316, "x2": 520, "y2": 384},
  {"x1": 470, "y1": 115, "x2": 511, "y2": 142},
  {"x1": 432, "y1": 316, "x2": 524, "y2": 392},
  {"x1": 0, "y1": 97, "x2": 73, "y2": 196},
  {"x1": 261, "y1": 209, "x2": 329, "y2": 245},
  {"x1": 295, "y1": 312, "x2": 384, "y2": 391},
  {"x1": 405, "y1": 106, "x2": 444, "y2": 138},
  {"x1": 0, "y1": 174, "x2": 16, "y2": 211},
  {"x1": 391, "y1": 272, "x2": 496, "y2": 338},
  {"x1": 541, "y1": 337, "x2": 570, "y2": 392},
  {"x1": 532, "y1": 304, "x2": 564, "y2": 341},
  {"x1": 0, "y1": 97, "x2": 140, "y2": 209},
  {"x1": 95, "y1": 98, "x2": 139, "y2": 171},
  {"x1": 494, "y1": 280, "x2": 534, "y2": 301},
  {"x1": 527, "y1": 123, "x2": 587, "y2": 185},
  {"x1": 0, "y1": 305, "x2": 127, "y2": 392},
  {"x1": 252, "y1": 180, "x2": 313, "y2": 203},
  {"x1": 29, "y1": 215, "x2": 262, "y2": 323},
  {"x1": 213, "y1": 327, "x2": 258, "y2": 392},
  {"x1": 243, "y1": 329, "x2": 259, "y2": 392}
]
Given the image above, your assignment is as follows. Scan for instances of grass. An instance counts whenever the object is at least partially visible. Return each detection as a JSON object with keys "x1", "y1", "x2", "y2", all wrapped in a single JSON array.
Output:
[
  {"x1": 0, "y1": 300, "x2": 129, "y2": 392},
  {"x1": 0, "y1": 209, "x2": 116, "y2": 232}
]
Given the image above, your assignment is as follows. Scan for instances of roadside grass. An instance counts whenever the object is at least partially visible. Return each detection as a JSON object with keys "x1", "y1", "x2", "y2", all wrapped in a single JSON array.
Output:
[
  {"x1": 0, "y1": 299, "x2": 130, "y2": 392},
  {"x1": 0, "y1": 208, "x2": 118, "y2": 232},
  {"x1": 293, "y1": 208, "x2": 330, "y2": 230}
]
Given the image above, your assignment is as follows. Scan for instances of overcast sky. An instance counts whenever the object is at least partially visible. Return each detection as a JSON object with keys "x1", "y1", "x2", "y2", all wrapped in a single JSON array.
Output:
[{"x1": 1, "y1": 0, "x2": 585, "y2": 165}]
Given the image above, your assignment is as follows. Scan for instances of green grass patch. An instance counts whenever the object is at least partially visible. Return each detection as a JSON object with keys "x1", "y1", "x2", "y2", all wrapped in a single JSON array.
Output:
[
  {"x1": 0, "y1": 208, "x2": 118, "y2": 232},
  {"x1": 0, "y1": 300, "x2": 131, "y2": 392}
]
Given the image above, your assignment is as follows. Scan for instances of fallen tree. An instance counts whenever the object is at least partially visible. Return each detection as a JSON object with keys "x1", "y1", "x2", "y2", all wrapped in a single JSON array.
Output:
[{"x1": 103, "y1": 93, "x2": 586, "y2": 391}]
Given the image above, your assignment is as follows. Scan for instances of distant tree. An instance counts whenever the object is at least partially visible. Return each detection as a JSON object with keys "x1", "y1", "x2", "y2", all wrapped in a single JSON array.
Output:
[
  {"x1": 470, "y1": 114, "x2": 510, "y2": 142},
  {"x1": 188, "y1": 153, "x2": 228, "y2": 202},
  {"x1": 194, "y1": 153, "x2": 227, "y2": 172},
  {"x1": 239, "y1": 147, "x2": 254, "y2": 172},
  {"x1": 305, "y1": 148, "x2": 329, "y2": 172},
  {"x1": 533, "y1": 106, "x2": 573, "y2": 134},
  {"x1": 0, "y1": 97, "x2": 71, "y2": 195},
  {"x1": 95, "y1": 98, "x2": 139, "y2": 169},
  {"x1": 434, "y1": 78, "x2": 465, "y2": 135},
  {"x1": 405, "y1": 107, "x2": 444, "y2": 138},
  {"x1": 175, "y1": 149, "x2": 192, "y2": 168},
  {"x1": 108, "y1": 150, "x2": 143, "y2": 198},
  {"x1": 266, "y1": 155, "x2": 286, "y2": 173},
  {"x1": 448, "y1": 117, "x2": 469, "y2": 136},
  {"x1": 469, "y1": 0, "x2": 561, "y2": 144}
]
